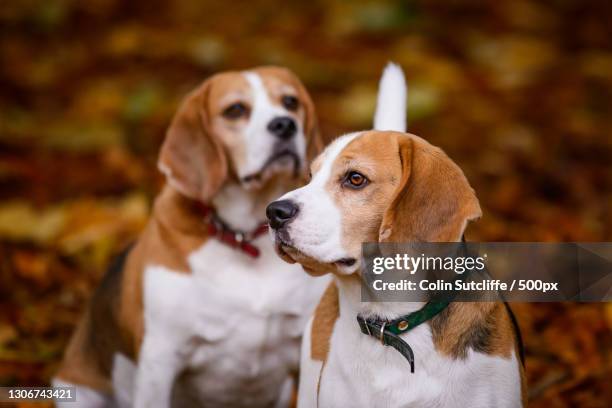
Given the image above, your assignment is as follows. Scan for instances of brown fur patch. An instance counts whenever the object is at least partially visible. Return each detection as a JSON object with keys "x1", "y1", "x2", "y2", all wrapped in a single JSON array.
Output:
[
  {"x1": 430, "y1": 302, "x2": 516, "y2": 359},
  {"x1": 429, "y1": 301, "x2": 527, "y2": 404},
  {"x1": 310, "y1": 283, "x2": 339, "y2": 361},
  {"x1": 159, "y1": 75, "x2": 231, "y2": 202},
  {"x1": 378, "y1": 132, "x2": 482, "y2": 243},
  {"x1": 56, "y1": 186, "x2": 210, "y2": 386},
  {"x1": 55, "y1": 312, "x2": 114, "y2": 392},
  {"x1": 520, "y1": 355, "x2": 528, "y2": 406},
  {"x1": 315, "y1": 131, "x2": 481, "y2": 271},
  {"x1": 430, "y1": 302, "x2": 526, "y2": 402},
  {"x1": 329, "y1": 133, "x2": 403, "y2": 256}
]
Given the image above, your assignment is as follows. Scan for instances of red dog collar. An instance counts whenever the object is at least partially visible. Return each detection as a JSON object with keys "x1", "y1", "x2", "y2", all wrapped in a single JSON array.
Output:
[{"x1": 195, "y1": 202, "x2": 269, "y2": 258}]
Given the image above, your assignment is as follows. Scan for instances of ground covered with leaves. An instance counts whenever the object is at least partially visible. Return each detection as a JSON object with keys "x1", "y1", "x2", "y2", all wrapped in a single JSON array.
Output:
[{"x1": 0, "y1": 1, "x2": 610, "y2": 407}]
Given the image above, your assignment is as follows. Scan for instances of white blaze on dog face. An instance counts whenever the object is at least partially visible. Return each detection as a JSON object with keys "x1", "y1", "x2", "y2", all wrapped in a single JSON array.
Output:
[
  {"x1": 208, "y1": 68, "x2": 310, "y2": 188},
  {"x1": 273, "y1": 131, "x2": 481, "y2": 276}
]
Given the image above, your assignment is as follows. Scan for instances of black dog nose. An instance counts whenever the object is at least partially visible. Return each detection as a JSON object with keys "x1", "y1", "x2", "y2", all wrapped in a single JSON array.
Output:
[
  {"x1": 267, "y1": 117, "x2": 297, "y2": 140},
  {"x1": 266, "y1": 200, "x2": 298, "y2": 229}
]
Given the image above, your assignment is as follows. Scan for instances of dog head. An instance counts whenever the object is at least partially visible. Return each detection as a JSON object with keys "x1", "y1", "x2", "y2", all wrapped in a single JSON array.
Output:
[
  {"x1": 158, "y1": 66, "x2": 321, "y2": 202},
  {"x1": 267, "y1": 131, "x2": 481, "y2": 276}
]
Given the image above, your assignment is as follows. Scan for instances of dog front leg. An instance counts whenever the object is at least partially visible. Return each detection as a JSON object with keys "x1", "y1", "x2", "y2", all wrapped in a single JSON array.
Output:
[{"x1": 133, "y1": 335, "x2": 185, "y2": 408}]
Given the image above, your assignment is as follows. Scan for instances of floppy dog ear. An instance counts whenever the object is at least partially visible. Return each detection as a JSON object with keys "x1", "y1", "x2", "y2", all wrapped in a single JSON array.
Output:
[
  {"x1": 379, "y1": 134, "x2": 481, "y2": 243},
  {"x1": 295, "y1": 80, "x2": 323, "y2": 162},
  {"x1": 158, "y1": 79, "x2": 227, "y2": 203}
]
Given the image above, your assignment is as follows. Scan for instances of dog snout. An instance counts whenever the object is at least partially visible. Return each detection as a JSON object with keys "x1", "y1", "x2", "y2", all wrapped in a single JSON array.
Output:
[
  {"x1": 266, "y1": 199, "x2": 299, "y2": 229},
  {"x1": 267, "y1": 117, "x2": 297, "y2": 140}
]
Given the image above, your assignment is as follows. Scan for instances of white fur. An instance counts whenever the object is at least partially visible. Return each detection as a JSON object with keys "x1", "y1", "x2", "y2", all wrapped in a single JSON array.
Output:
[
  {"x1": 52, "y1": 378, "x2": 114, "y2": 408},
  {"x1": 129, "y1": 235, "x2": 330, "y2": 408},
  {"x1": 112, "y1": 354, "x2": 135, "y2": 408},
  {"x1": 296, "y1": 317, "x2": 322, "y2": 408},
  {"x1": 277, "y1": 133, "x2": 362, "y2": 273},
  {"x1": 373, "y1": 63, "x2": 407, "y2": 132},
  {"x1": 212, "y1": 180, "x2": 285, "y2": 232},
  {"x1": 241, "y1": 72, "x2": 307, "y2": 183},
  {"x1": 276, "y1": 377, "x2": 296, "y2": 408},
  {"x1": 304, "y1": 277, "x2": 522, "y2": 408}
]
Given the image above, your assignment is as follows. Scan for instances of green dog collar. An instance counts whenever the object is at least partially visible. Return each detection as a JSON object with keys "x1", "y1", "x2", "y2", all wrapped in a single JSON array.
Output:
[{"x1": 356, "y1": 301, "x2": 450, "y2": 372}]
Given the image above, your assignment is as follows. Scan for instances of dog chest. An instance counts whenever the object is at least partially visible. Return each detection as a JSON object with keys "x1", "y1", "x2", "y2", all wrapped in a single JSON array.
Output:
[
  {"x1": 174, "y1": 312, "x2": 300, "y2": 407},
  {"x1": 141, "y1": 237, "x2": 328, "y2": 406},
  {"x1": 318, "y1": 317, "x2": 522, "y2": 408}
]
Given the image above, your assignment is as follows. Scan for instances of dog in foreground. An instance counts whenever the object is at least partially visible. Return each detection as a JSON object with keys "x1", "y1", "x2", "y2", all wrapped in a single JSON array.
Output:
[
  {"x1": 54, "y1": 66, "x2": 330, "y2": 407},
  {"x1": 267, "y1": 64, "x2": 526, "y2": 407}
]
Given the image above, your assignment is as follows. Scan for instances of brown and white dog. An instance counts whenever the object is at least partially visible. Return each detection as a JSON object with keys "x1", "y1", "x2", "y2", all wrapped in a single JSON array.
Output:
[
  {"x1": 267, "y1": 65, "x2": 526, "y2": 407},
  {"x1": 54, "y1": 67, "x2": 331, "y2": 408}
]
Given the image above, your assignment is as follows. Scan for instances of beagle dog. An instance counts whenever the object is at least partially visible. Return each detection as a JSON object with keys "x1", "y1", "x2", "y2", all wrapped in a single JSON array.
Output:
[
  {"x1": 267, "y1": 65, "x2": 526, "y2": 407},
  {"x1": 54, "y1": 66, "x2": 330, "y2": 408}
]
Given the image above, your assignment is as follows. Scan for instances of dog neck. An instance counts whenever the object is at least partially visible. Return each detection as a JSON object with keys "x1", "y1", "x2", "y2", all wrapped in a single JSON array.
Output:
[
  {"x1": 154, "y1": 186, "x2": 207, "y2": 236},
  {"x1": 334, "y1": 273, "x2": 426, "y2": 321},
  {"x1": 156, "y1": 175, "x2": 299, "y2": 236},
  {"x1": 212, "y1": 176, "x2": 301, "y2": 232}
]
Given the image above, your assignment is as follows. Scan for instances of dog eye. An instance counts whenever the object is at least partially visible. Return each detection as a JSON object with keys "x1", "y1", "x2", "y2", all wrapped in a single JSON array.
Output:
[
  {"x1": 344, "y1": 171, "x2": 368, "y2": 189},
  {"x1": 282, "y1": 95, "x2": 299, "y2": 111},
  {"x1": 223, "y1": 102, "x2": 248, "y2": 119}
]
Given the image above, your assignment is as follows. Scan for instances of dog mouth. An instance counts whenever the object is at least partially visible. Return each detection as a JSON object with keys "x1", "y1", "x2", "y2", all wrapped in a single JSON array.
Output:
[
  {"x1": 273, "y1": 233, "x2": 299, "y2": 264},
  {"x1": 273, "y1": 230, "x2": 358, "y2": 271},
  {"x1": 242, "y1": 149, "x2": 301, "y2": 184},
  {"x1": 334, "y1": 258, "x2": 357, "y2": 267}
]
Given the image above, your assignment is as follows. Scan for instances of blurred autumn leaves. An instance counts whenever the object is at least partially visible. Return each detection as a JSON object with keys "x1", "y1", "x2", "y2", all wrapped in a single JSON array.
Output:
[{"x1": 0, "y1": 0, "x2": 611, "y2": 407}]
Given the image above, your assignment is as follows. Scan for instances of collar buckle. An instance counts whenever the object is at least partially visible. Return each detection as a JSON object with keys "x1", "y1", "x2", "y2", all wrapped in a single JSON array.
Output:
[
  {"x1": 364, "y1": 319, "x2": 372, "y2": 336},
  {"x1": 379, "y1": 321, "x2": 387, "y2": 345}
]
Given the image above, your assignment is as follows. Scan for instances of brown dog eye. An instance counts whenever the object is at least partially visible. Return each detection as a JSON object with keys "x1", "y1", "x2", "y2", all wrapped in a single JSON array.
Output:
[
  {"x1": 345, "y1": 171, "x2": 368, "y2": 189},
  {"x1": 282, "y1": 95, "x2": 299, "y2": 111},
  {"x1": 223, "y1": 102, "x2": 248, "y2": 119}
]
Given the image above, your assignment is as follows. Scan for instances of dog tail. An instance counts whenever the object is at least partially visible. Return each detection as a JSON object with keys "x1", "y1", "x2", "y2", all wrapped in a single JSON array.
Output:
[{"x1": 373, "y1": 62, "x2": 407, "y2": 132}]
